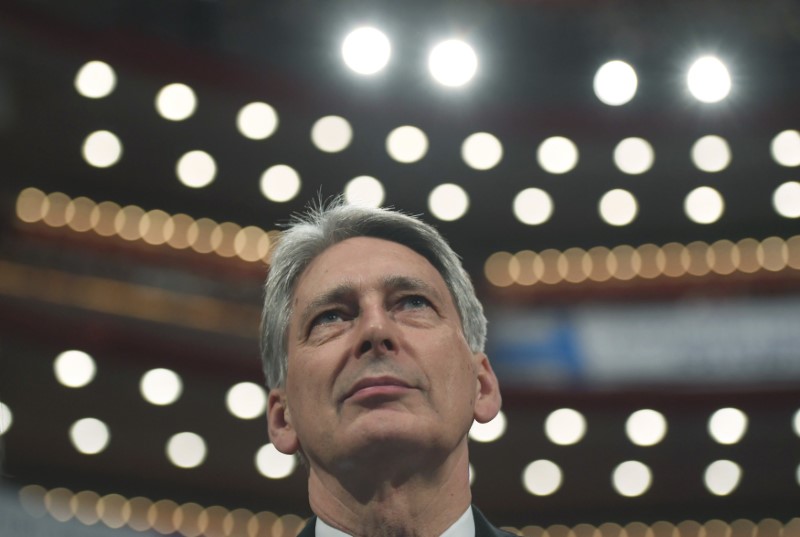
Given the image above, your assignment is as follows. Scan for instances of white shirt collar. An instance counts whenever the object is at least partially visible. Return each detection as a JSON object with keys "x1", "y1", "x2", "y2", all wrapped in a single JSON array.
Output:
[{"x1": 315, "y1": 505, "x2": 475, "y2": 537}]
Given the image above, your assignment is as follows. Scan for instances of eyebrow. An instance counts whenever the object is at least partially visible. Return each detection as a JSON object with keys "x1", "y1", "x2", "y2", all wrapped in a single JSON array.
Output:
[{"x1": 295, "y1": 274, "x2": 445, "y2": 332}]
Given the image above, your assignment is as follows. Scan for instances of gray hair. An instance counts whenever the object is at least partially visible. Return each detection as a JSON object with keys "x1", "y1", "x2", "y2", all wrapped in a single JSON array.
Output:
[{"x1": 260, "y1": 200, "x2": 487, "y2": 389}]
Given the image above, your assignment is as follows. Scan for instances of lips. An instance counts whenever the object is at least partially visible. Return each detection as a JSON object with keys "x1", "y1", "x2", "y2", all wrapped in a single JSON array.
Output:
[{"x1": 342, "y1": 376, "x2": 413, "y2": 401}]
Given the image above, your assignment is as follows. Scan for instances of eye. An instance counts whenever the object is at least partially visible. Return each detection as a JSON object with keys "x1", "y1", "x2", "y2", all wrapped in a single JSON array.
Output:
[
  {"x1": 311, "y1": 310, "x2": 344, "y2": 328},
  {"x1": 398, "y1": 295, "x2": 431, "y2": 310}
]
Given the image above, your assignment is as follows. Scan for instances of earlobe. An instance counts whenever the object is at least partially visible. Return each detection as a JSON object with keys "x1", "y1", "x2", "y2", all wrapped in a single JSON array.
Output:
[
  {"x1": 472, "y1": 353, "x2": 502, "y2": 424},
  {"x1": 267, "y1": 388, "x2": 300, "y2": 454}
]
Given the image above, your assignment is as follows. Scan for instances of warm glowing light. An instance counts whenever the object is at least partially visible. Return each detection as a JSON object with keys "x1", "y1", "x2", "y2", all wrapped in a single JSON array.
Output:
[
  {"x1": 704, "y1": 460, "x2": 741, "y2": 495},
  {"x1": 687, "y1": 56, "x2": 731, "y2": 103},
  {"x1": 69, "y1": 417, "x2": 110, "y2": 454},
  {"x1": 148, "y1": 499, "x2": 179, "y2": 533},
  {"x1": 311, "y1": 115, "x2": 353, "y2": 153},
  {"x1": 167, "y1": 213, "x2": 194, "y2": 250},
  {"x1": 97, "y1": 493, "x2": 127, "y2": 529},
  {"x1": 176, "y1": 150, "x2": 216, "y2": 188},
  {"x1": 140, "y1": 209, "x2": 171, "y2": 246},
  {"x1": 522, "y1": 460, "x2": 562, "y2": 496},
  {"x1": 469, "y1": 410, "x2": 507, "y2": 443},
  {"x1": 612, "y1": 461, "x2": 652, "y2": 497},
  {"x1": 260, "y1": 164, "x2": 301, "y2": 202},
  {"x1": 72, "y1": 490, "x2": 101, "y2": 525},
  {"x1": 43, "y1": 192, "x2": 69, "y2": 228},
  {"x1": 155, "y1": 83, "x2": 197, "y2": 121},
  {"x1": 625, "y1": 409, "x2": 667, "y2": 446},
  {"x1": 0, "y1": 401, "x2": 12, "y2": 436},
  {"x1": 691, "y1": 135, "x2": 731, "y2": 172},
  {"x1": 513, "y1": 188, "x2": 553, "y2": 225},
  {"x1": 82, "y1": 130, "x2": 122, "y2": 168},
  {"x1": 91, "y1": 201, "x2": 121, "y2": 237},
  {"x1": 236, "y1": 102, "x2": 278, "y2": 140},
  {"x1": 341, "y1": 27, "x2": 391, "y2": 75},
  {"x1": 513, "y1": 250, "x2": 540, "y2": 286},
  {"x1": 188, "y1": 217, "x2": 216, "y2": 254},
  {"x1": 344, "y1": 175, "x2": 385, "y2": 207},
  {"x1": 74, "y1": 60, "x2": 116, "y2": 98},
  {"x1": 709, "y1": 239, "x2": 738, "y2": 275},
  {"x1": 537, "y1": 137, "x2": 578, "y2": 174},
  {"x1": 54, "y1": 350, "x2": 96, "y2": 388},
  {"x1": 758, "y1": 236, "x2": 788, "y2": 272},
  {"x1": 255, "y1": 443, "x2": 297, "y2": 478},
  {"x1": 614, "y1": 138, "x2": 654, "y2": 174},
  {"x1": 66, "y1": 197, "x2": 95, "y2": 232},
  {"x1": 45, "y1": 487, "x2": 74, "y2": 522},
  {"x1": 16, "y1": 187, "x2": 48, "y2": 223},
  {"x1": 462, "y1": 132, "x2": 503, "y2": 170},
  {"x1": 115, "y1": 205, "x2": 145, "y2": 241},
  {"x1": 771, "y1": 130, "x2": 800, "y2": 167},
  {"x1": 773, "y1": 181, "x2": 800, "y2": 218},
  {"x1": 140, "y1": 368, "x2": 183, "y2": 406},
  {"x1": 167, "y1": 432, "x2": 207, "y2": 468},
  {"x1": 708, "y1": 407, "x2": 748, "y2": 444},
  {"x1": 545, "y1": 408, "x2": 586, "y2": 445},
  {"x1": 386, "y1": 126, "x2": 428, "y2": 163},
  {"x1": 685, "y1": 186, "x2": 724, "y2": 224},
  {"x1": 428, "y1": 183, "x2": 469, "y2": 221},
  {"x1": 594, "y1": 60, "x2": 638, "y2": 106},
  {"x1": 484, "y1": 252, "x2": 516, "y2": 287},
  {"x1": 599, "y1": 189, "x2": 638, "y2": 226},
  {"x1": 428, "y1": 39, "x2": 478, "y2": 87},
  {"x1": 226, "y1": 382, "x2": 267, "y2": 420},
  {"x1": 793, "y1": 408, "x2": 800, "y2": 438},
  {"x1": 234, "y1": 226, "x2": 271, "y2": 262}
]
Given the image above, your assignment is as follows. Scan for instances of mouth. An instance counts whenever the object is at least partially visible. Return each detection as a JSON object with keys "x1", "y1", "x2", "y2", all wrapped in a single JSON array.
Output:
[{"x1": 342, "y1": 376, "x2": 413, "y2": 401}]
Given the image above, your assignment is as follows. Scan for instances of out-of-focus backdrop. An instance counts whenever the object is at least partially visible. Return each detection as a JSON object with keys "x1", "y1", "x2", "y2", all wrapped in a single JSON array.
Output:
[{"x1": 1, "y1": 0, "x2": 799, "y2": 535}]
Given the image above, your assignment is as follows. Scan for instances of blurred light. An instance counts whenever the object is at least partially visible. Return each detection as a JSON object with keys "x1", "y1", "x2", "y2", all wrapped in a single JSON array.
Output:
[
  {"x1": 175, "y1": 502, "x2": 204, "y2": 536},
  {"x1": 115, "y1": 205, "x2": 145, "y2": 241},
  {"x1": 260, "y1": 164, "x2": 301, "y2": 202},
  {"x1": 69, "y1": 417, "x2": 110, "y2": 454},
  {"x1": 614, "y1": 138, "x2": 654, "y2": 174},
  {"x1": 484, "y1": 252, "x2": 515, "y2": 287},
  {"x1": 66, "y1": 196, "x2": 96, "y2": 232},
  {"x1": 709, "y1": 239, "x2": 737, "y2": 275},
  {"x1": 522, "y1": 460, "x2": 562, "y2": 496},
  {"x1": 19, "y1": 484, "x2": 48, "y2": 518},
  {"x1": 341, "y1": 27, "x2": 391, "y2": 75},
  {"x1": 691, "y1": 135, "x2": 731, "y2": 172},
  {"x1": 255, "y1": 443, "x2": 297, "y2": 478},
  {"x1": 386, "y1": 125, "x2": 428, "y2": 163},
  {"x1": 155, "y1": 83, "x2": 197, "y2": 121},
  {"x1": 685, "y1": 241, "x2": 711, "y2": 276},
  {"x1": 234, "y1": 226, "x2": 271, "y2": 262},
  {"x1": 562, "y1": 247, "x2": 588, "y2": 283},
  {"x1": 687, "y1": 56, "x2": 731, "y2": 103},
  {"x1": 469, "y1": 410, "x2": 507, "y2": 443},
  {"x1": 82, "y1": 130, "x2": 122, "y2": 168},
  {"x1": 211, "y1": 222, "x2": 240, "y2": 258},
  {"x1": 125, "y1": 496, "x2": 153, "y2": 532},
  {"x1": 224, "y1": 508, "x2": 254, "y2": 536},
  {"x1": 545, "y1": 408, "x2": 587, "y2": 445},
  {"x1": 72, "y1": 490, "x2": 101, "y2": 525},
  {"x1": 188, "y1": 217, "x2": 217, "y2": 254},
  {"x1": 709, "y1": 408, "x2": 748, "y2": 444},
  {"x1": 793, "y1": 408, "x2": 800, "y2": 437},
  {"x1": 594, "y1": 60, "x2": 638, "y2": 106},
  {"x1": 176, "y1": 150, "x2": 216, "y2": 188},
  {"x1": 625, "y1": 409, "x2": 667, "y2": 446},
  {"x1": 587, "y1": 246, "x2": 612, "y2": 282},
  {"x1": 236, "y1": 102, "x2": 278, "y2": 140},
  {"x1": 148, "y1": 499, "x2": 179, "y2": 534},
  {"x1": 538, "y1": 249, "x2": 561, "y2": 285},
  {"x1": 311, "y1": 115, "x2": 353, "y2": 153},
  {"x1": 609, "y1": 245, "x2": 638, "y2": 281},
  {"x1": 771, "y1": 130, "x2": 800, "y2": 167},
  {"x1": 704, "y1": 460, "x2": 741, "y2": 496},
  {"x1": 637, "y1": 244, "x2": 664, "y2": 279},
  {"x1": 599, "y1": 189, "x2": 638, "y2": 226},
  {"x1": 167, "y1": 213, "x2": 193, "y2": 250},
  {"x1": 428, "y1": 183, "x2": 469, "y2": 221},
  {"x1": 140, "y1": 368, "x2": 183, "y2": 406},
  {"x1": 462, "y1": 132, "x2": 503, "y2": 170},
  {"x1": 91, "y1": 201, "x2": 121, "y2": 237},
  {"x1": 43, "y1": 192, "x2": 70, "y2": 228},
  {"x1": 167, "y1": 432, "x2": 207, "y2": 468},
  {"x1": 513, "y1": 250, "x2": 540, "y2": 286},
  {"x1": 612, "y1": 461, "x2": 652, "y2": 497},
  {"x1": 45, "y1": 487, "x2": 74, "y2": 522},
  {"x1": 428, "y1": 39, "x2": 478, "y2": 87},
  {"x1": 758, "y1": 236, "x2": 788, "y2": 272},
  {"x1": 140, "y1": 209, "x2": 171, "y2": 246},
  {"x1": 0, "y1": 401, "x2": 11, "y2": 436},
  {"x1": 344, "y1": 175, "x2": 385, "y2": 207},
  {"x1": 97, "y1": 493, "x2": 127, "y2": 529},
  {"x1": 773, "y1": 181, "x2": 800, "y2": 218},
  {"x1": 54, "y1": 350, "x2": 96, "y2": 388},
  {"x1": 74, "y1": 60, "x2": 116, "y2": 99},
  {"x1": 685, "y1": 186, "x2": 724, "y2": 224},
  {"x1": 16, "y1": 187, "x2": 48, "y2": 223},
  {"x1": 537, "y1": 136, "x2": 578, "y2": 174},
  {"x1": 226, "y1": 382, "x2": 267, "y2": 420},
  {"x1": 513, "y1": 188, "x2": 553, "y2": 225}
]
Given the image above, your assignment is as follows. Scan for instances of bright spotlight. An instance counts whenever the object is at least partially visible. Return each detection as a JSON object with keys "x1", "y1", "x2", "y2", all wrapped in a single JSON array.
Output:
[
  {"x1": 685, "y1": 186, "x2": 724, "y2": 224},
  {"x1": 594, "y1": 60, "x2": 638, "y2": 106},
  {"x1": 428, "y1": 39, "x2": 478, "y2": 87},
  {"x1": 687, "y1": 56, "x2": 731, "y2": 103},
  {"x1": 428, "y1": 183, "x2": 469, "y2": 221},
  {"x1": 342, "y1": 27, "x2": 391, "y2": 75},
  {"x1": 74, "y1": 60, "x2": 116, "y2": 99}
]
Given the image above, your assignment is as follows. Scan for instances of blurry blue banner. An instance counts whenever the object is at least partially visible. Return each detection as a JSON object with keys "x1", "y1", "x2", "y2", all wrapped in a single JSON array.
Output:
[{"x1": 487, "y1": 296, "x2": 800, "y2": 387}]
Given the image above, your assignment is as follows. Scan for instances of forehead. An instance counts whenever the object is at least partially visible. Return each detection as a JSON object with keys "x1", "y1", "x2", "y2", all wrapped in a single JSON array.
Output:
[{"x1": 292, "y1": 236, "x2": 449, "y2": 302}]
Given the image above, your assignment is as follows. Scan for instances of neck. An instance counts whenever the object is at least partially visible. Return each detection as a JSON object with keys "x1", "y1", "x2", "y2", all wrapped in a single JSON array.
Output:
[{"x1": 306, "y1": 439, "x2": 472, "y2": 537}]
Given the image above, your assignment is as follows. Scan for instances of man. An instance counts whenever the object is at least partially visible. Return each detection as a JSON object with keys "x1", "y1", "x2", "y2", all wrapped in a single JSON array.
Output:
[{"x1": 261, "y1": 200, "x2": 510, "y2": 537}]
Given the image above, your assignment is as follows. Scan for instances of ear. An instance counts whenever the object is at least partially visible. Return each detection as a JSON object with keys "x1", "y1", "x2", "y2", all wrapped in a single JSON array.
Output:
[
  {"x1": 472, "y1": 352, "x2": 502, "y2": 424},
  {"x1": 267, "y1": 387, "x2": 300, "y2": 454}
]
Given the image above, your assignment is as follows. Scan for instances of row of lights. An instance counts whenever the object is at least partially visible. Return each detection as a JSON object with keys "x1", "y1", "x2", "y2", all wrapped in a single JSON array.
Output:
[
  {"x1": 18, "y1": 484, "x2": 306, "y2": 537},
  {"x1": 15, "y1": 188, "x2": 276, "y2": 262},
  {"x1": 18, "y1": 484, "x2": 800, "y2": 537},
  {"x1": 484, "y1": 235, "x2": 800, "y2": 287}
]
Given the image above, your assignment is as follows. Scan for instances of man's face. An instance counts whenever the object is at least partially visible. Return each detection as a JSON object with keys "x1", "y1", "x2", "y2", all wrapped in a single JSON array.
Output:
[{"x1": 267, "y1": 236, "x2": 500, "y2": 469}]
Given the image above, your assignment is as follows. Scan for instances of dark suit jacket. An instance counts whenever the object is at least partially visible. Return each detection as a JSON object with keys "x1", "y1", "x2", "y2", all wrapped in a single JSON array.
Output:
[{"x1": 296, "y1": 506, "x2": 515, "y2": 537}]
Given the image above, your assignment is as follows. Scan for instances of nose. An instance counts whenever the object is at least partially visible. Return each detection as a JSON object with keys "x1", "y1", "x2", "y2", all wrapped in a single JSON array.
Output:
[{"x1": 355, "y1": 304, "x2": 398, "y2": 358}]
